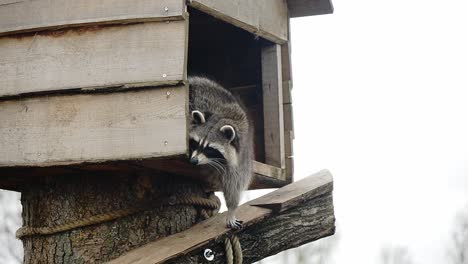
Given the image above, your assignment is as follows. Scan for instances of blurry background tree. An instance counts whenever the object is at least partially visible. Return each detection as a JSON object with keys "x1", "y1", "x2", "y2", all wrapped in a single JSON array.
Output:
[
  {"x1": 448, "y1": 204, "x2": 468, "y2": 264},
  {"x1": 0, "y1": 190, "x2": 22, "y2": 264},
  {"x1": 380, "y1": 245, "x2": 414, "y2": 264}
]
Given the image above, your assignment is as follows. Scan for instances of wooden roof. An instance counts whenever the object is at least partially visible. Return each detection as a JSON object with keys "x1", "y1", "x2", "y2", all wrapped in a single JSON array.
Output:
[{"x1": 288, "y1": 0, "x2": 334, "y2": 17}]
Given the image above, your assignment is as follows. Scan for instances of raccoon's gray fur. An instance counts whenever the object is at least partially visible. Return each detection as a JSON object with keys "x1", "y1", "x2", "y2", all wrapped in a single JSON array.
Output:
[{"x1": 188, "y1": 76, "x2": 253, "y2": 229}]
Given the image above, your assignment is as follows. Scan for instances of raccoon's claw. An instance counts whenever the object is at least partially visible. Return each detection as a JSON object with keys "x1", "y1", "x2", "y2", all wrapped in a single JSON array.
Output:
[{"x1": 227, "y1": 218, "x2": 244, "y2": 230}]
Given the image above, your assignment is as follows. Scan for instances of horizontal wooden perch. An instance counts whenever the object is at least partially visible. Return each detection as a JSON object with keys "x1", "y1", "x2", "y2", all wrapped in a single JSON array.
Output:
[{"x1": 108, "y1": 170, "x2": 335, "y2": 264}]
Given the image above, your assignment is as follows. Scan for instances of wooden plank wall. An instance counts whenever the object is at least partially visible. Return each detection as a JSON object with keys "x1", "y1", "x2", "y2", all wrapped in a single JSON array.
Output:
[
  {"x1": 0, "y1": 21, "x2": 187, "y2": 97},
  {"x1": 0, "y1": 0, "x2": 185, "y2": 36},
  {"x1": 262, "y1": 44, "x2": 286, "y2": 174},
  {"x1": 189, "y1": 0, "x2": 288, "y2": 44},
  {"x1": 0, "y1": 86, "x2": 187, "y2": 167}
]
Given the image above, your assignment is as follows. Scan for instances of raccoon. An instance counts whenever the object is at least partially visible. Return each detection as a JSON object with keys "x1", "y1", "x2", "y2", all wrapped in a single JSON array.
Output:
[{"x1": 188, "y1": 76, "x2": 253, "y2": 229}]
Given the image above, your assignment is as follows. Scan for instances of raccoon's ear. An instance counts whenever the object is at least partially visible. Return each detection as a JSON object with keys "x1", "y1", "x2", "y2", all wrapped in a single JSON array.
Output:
[
  {"x1": 191, "y1": 110, "x2": 205, "y2": 124},
  {"x1": 220, "y1": 125, "x2": 236, "y2": 143}
]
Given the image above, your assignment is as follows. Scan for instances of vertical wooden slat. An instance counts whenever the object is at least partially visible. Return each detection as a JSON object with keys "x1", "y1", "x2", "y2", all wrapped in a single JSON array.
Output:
[
  {"x1": 282, "y1": 16, "x2": 294, "y2": 183},
  {"x1": 262, "y1": 43, "x2": 285, "y2": 170}
]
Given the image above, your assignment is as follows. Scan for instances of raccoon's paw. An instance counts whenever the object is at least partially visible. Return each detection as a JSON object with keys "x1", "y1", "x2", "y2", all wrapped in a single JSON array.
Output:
[{"x1": 226, "y1": 217, "x2": 243, "y2": 230}]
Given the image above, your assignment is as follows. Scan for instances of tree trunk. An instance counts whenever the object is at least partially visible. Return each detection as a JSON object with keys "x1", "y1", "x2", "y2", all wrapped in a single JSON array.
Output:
[{"x1": 20, "y1": 172, "x2": 212, "y2": 263}]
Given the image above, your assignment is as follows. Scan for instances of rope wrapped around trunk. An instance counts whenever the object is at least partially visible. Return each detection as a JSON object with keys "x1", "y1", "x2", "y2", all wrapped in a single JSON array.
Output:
[{"x1": 16, "y1": 193, "x2": 221, "y2": 239}]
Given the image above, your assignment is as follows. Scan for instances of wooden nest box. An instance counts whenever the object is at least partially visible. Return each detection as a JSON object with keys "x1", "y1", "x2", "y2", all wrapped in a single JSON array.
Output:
[{"x1": 0, "y1": 0, "x2": 333, "y2": 191}]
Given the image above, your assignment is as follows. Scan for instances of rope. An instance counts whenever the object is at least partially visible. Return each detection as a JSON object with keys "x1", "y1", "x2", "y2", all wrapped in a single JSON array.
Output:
[
  {"x1": 224, "y1": 235, "x2": 243, "y2": 264},
  {"x1": 16, "y1": 194, "x2": 220, "y2": 239},
  {"x1": 231, "y1": 235, "x2": 243, "y2": 264},
  {"x1": 224, "y1": 237, "x2": 234, "y2": 264},
  {"x1": 174, "y1": 195, "x2": 220, "y2": 210}
]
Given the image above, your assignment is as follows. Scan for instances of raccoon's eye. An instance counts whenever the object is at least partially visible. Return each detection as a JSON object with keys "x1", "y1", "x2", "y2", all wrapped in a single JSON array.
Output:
[
  {"x1": 189, "y1": 139, "x2": 199, "y2": 151},
  {"x1": 204, "y1": 147, "x2": 225, "y2": 160}
]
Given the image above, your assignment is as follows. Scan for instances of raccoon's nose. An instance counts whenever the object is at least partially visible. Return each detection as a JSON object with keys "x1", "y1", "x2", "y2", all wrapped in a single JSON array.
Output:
[{"x1": 190, "y1": 157, "x2": 199, "y2": 165}]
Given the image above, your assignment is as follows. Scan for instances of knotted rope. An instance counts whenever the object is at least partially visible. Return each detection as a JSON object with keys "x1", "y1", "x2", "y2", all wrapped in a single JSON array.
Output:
[
  {"x1": 16, "y1": 193, "x2": 220, "y2": 239},
  {"x1": 224, "y1": 235, "x2": 243, "y2": 264}
]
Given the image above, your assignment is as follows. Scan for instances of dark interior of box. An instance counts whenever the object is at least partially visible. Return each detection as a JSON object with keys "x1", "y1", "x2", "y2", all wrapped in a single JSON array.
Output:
[{"x1": 187, "y1": 8, "x2": 268, "y2": 163}]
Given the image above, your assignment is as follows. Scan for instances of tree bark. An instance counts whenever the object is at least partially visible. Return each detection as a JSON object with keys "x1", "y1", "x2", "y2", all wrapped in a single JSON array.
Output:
[
  {"x1": 170, "y1": 192, "x2": 335, "y2": 264},
  {"x1": 20, "y1": 172, "x2": 212, "y2": 263}
]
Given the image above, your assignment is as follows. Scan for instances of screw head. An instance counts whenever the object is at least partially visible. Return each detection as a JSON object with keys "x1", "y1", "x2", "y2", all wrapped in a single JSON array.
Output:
[
  {"x1": 204, "y1": 249, "x2": 215, "y2": 261},
  {"x1": 164, "y1": 7, "x2": 169, "y2": 12},
  {"x1": 162, "y1": 73, "x2": 167, "y2": 78}
]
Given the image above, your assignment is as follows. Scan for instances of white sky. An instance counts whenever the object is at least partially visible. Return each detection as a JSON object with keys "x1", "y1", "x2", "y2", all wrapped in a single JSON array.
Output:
[{"x1": 288, "y1": 0, "x2": 468, "y2": 263}]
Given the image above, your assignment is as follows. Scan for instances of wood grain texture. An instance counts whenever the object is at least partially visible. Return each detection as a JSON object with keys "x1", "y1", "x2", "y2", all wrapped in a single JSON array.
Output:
[
  {"x1": 189, "y1": 0, "x2": 288, "y2": 44},
  {"x1": 0, "y1": 86, "x2": 187, "y2": 167},
  {"x1": 287, "y1": 0, "x2": 334, "y2": 17},
  {"x1": 262, "y1": 44, "x2": 286, "y2": 169},
  {"x1": 250, "y1": 169, "x2": 332, "y2": 212},
  {"x1": 0, "y1": 21, "x2": 187, "y2": 97},
  {"x1": 283, "y1": 80, "x2": 294, "y2": 182},
  {"x1": 284, "y1": 130, "x2": 294, "y2": 182},
  {"x1": 0, "y1": 0, "x2": 185, "y2": 35},
  {"x1": 253, "y1": 161, "x2": 285, "y2": 182},
  {"x1": 108, "y1": 170, "x2": 335, "y2": 264}
]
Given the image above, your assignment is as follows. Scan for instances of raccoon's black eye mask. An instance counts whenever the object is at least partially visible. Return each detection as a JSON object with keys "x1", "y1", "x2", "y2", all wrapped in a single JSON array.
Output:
[
  {"x1": 204, "y1": 146, "x2": 225, "y2": 160},
  {"x1": 189, "y1": 138, "x2": 225, "y2": 161}
]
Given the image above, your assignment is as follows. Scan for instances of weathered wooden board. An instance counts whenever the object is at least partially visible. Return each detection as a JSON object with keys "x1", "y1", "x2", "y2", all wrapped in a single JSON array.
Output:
[
  {"x1": 0, "y1": 86, "x2": 187, "y2": 167},
  {"x1": 287, "y1": 0, "x2": 334, "y2": 17},
  {"x1": 253, "y1": 161, "x2": 285, "y2": 181},
  {"x1": 0, "y1": 21, "x2": 187, "y2": 98},
  {"x1": 107, "y1": 170, "x2": 334, "y2": 264},
  {"x1": 189, "y1": 0, "x2": 288, "y2": 44},
  {"x1": 0, "y1": 0, "x2": 185, "y2": 36},
  {"x1": 284, "y1": 130, "x2": 294, "y2": 182},
  {"x1": 262, "y1": 44, "x2": 286, "y2": 169},
  {"x1": 251, "y1": 169, "x2": 332, "y2": 212}
]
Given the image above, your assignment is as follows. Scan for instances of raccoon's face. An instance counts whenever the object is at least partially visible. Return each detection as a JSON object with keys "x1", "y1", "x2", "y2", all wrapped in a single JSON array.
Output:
[{"x1": 189, "y1": 110, "x2": 239, "y2": 168}]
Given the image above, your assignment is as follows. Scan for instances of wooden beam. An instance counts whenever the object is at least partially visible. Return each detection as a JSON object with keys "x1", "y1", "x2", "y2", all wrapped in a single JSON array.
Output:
[
  {"x1": 0, "y1": 158, "x2": 288, "y2": 192},
  {"x1": 0, "y1": 0, "x2": 185, "y2": 36},
  {"x1": 141, "y1": 159, "x2": 287, "y2": 190},
  {"x1": 188, "y1": 0, "x2": 288, "y2": 44},
  {"x1": 284, "y1": 130, "x2": 295, "y2": 183},
  {"x1": 0, "y1": 20, "x2": 187, "y2": 98},
  {"x1": 0, "y1": 86, "x2": 187, "y2": 167},
  {"x1": 253, "y1": 161, "x2": 284, "y2": 181},
  {"x1": 108, "y1": 170, "x2": 335, "y2": 264},
  {"x1": 287, "y1": 0, "x2": 334, "y2": 17},
  {"x1": 250, "y1": 170, "x2": 331, "y2": 212},
  {"x1": 262, "y1": 43, "x2": 286, "y2": 169}
]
